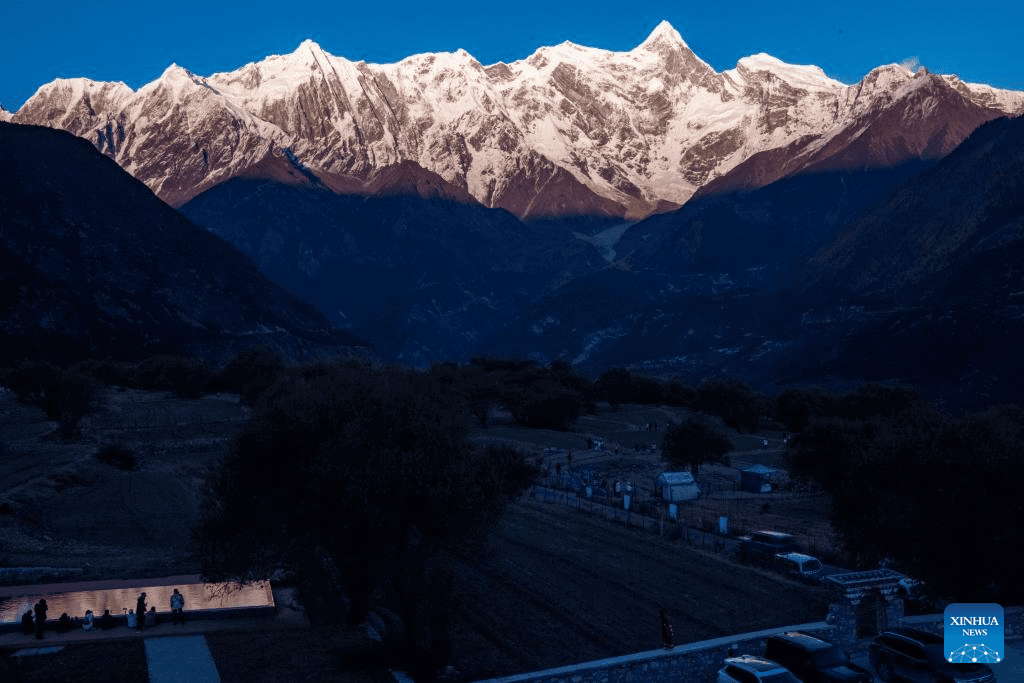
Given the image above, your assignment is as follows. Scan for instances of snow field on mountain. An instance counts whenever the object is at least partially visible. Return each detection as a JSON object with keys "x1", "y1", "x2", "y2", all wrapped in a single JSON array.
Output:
[{"x1": 13, "y1": 20, "x2": 1024, "y2": 215}]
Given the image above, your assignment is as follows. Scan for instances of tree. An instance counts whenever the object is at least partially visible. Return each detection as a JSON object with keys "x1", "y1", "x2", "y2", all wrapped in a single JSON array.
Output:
[
  {"x1": 663, "y1": 379, "x2": 696, "y2": 408},
  {"x1": 596, "y1": 367, "x2": 633, "y2": 411},
  {"x1": 693, "y1": 379, "x2": 766, "y2": 432},
  {"x1": 452, "y1": 364, "x2": 500, "y2": 427},
  {"x1": 190, "y1": 361, "x2": 538, "y2": 677},
  {"x1": 130, "y1": 354, "x2": 212, "y2": 399},
  {"x1": 661, "y1": 415, "x2": 733, "y2": 474},
  {"x1": 774, "y1": 387, "x2": 836, "y2": 432},
  {"x1": 787, "y1": 401, "x2": 1024, "y2": 603},
  {"x1": 837, "y1": 383, "x2": 924, "y2": 421},
  {"x1": 496, "y1": 365, "x2": 581, "y2": 430},
  {"x1": 212, "y1": 345, "x2": 285, "y2": 405},
  {"x1": 6, "y1": 361, "x2": 96, "y2": 438}
]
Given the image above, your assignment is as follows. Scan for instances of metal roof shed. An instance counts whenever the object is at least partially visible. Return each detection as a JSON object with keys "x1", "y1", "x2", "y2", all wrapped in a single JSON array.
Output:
[
  {"x1": 656, "y1": 471, "x2": 701, "y2": 502},
  {"x1": 740, "y1": 464, "x2": 779, "y2": 493}
]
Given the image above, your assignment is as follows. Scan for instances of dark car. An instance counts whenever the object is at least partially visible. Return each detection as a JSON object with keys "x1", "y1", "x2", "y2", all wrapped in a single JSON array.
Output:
[
  {"x1": 869, "y1": 627, "x2": 996, "y2": 683},
  {"x1": 764, "y1": 632, "x2": 871, "y2": 683}
]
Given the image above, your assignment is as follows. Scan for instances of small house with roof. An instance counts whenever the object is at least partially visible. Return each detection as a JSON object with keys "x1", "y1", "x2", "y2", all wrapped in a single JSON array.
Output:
[
  {"x1": 655, "y1": 471, "x2": 701, "y2": 502},
  {"x1": 739, "y1": 464, "x2": 781, "y2": 493}
]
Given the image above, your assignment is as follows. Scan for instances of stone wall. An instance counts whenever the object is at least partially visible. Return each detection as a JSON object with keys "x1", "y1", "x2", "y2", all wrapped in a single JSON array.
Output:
[{"x1": 474, "y1": 622, "x2": 832, "y2": 683}]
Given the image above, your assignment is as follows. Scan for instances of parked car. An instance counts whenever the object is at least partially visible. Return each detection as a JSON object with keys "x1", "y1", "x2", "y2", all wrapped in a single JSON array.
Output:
[
  {"x1": 718, "y1": 655, "x2": 801, "y2": 683},
  {"x1": 869, "y1": 627, "x2": 996, "y2": 683},
  {"x1": 773, "y1": 553, "x2": 824, "y2": 581},
  {"x1": 764, "y1": 632, "x2": 871, "y2": 683},
  {"x1": 739, "y1": 530, "x2": 799, "y2": 564}
]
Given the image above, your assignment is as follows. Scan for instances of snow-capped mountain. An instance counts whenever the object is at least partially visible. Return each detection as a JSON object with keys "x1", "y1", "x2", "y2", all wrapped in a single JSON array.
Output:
[
  {"x1": 12, "y1": 21, "x2": 1024, "y2": 217},
  {"x1": 0, "y1": 105, "x2": 11, "y2": 123}
]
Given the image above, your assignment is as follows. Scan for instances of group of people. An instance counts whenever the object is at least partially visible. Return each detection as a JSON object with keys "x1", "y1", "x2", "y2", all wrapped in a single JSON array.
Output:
[{"x1": 20, "y1": 589, "x2": 186, "y2": 639}]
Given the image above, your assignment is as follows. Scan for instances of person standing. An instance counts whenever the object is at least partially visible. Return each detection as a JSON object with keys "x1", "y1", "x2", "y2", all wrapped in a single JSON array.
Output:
[
  {"x1": 136, "y1": 592, "x2": 147, "y2": 631},
  {"x1": 170, "y1": 589, "x2": 185, "y2": 625},
  {"x1": 659, "y1": 608, "x2": 675, "y2": 649},
  {"x1": 33, "y1": 599, "x2": 48, "y2": 639}
]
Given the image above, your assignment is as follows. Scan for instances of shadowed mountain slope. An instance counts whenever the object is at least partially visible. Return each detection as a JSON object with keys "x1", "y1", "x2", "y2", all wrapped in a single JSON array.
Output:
[
  {"x1": 0, "y1": 122, "x2": 366, "y2": 366},
  {"x1": 179, "y1": 179, "x2": 608, "y2": 366},
  {"x1": 479, "y1": 116, "x2": 1024, "y2": 410}
]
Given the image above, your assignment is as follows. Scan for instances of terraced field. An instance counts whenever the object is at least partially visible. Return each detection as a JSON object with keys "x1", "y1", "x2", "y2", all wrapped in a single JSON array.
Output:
[{"x1": 450, "y1": 495, "x2": 830, "y2": 679}]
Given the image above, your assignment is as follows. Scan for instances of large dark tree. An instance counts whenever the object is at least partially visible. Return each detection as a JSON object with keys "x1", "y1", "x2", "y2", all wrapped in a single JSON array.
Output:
[
  {"x1": 190, "y1": 361, "x2": 538, "y2": 677},
  {"x1": 787, "y1": 401, "x2": 1024, "y2": 602},
  {"x1": 661, "y1": 415, "x2": 733, "y2": 474},
  {"x1": 693, "y1": 379, "x2": 766, "y2": 432}
]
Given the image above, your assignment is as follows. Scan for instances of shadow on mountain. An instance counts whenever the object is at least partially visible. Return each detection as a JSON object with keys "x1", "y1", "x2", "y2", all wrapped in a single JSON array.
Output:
[
  {"x1": 0, "y1": 122, "x2": 366, "y2": 366},
  {"x1": 179, "y1": 179, "x2": 609, "y2": 366},
  {"x1": 479, "y1": 117, "x2": 1024, "y2": 410}
]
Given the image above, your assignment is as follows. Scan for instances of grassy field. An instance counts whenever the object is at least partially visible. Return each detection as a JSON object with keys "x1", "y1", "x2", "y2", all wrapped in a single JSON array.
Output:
[
  {"x1": 1, "y1": 388, "x2": 836, "y2": 679},
  {"x1": 449, "y1": 495, "x2": 830, "y2": 679}
]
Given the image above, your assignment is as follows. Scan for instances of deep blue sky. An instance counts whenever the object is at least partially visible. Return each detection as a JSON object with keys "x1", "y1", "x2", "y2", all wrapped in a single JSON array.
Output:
[{"x1": 3, "y1": 0, "x2": 1022, "y2": 112}]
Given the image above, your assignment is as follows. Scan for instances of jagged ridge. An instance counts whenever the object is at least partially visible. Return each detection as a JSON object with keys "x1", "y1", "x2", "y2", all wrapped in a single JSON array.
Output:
[{"x1": 12, "y1": 22, "x2": 1024, "y2": 217}]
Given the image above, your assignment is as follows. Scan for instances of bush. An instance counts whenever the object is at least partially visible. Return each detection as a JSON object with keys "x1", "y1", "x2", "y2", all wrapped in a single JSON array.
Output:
[
  {"x1": 70, "y1": 358, "x2": 134, "y2": 387},
  {"x1": 132, "y1": 355, "x2": 212, "y2": 398},
  {"x1": 213, "y1": 346, "x2": 285, "y2": 406},
  {"x1": 95, "y1": 443, "x2": 138, "y2": 471},
  {"x1": 6, "y1": 362, "x2": 96, "y2": 438}
]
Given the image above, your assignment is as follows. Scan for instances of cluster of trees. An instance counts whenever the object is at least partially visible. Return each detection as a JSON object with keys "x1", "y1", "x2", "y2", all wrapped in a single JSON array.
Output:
[
  {"x1": 0, "y1": 347, "x2": 290, "y2": 438},
  {"x1": 0, "y1": 353, "x2": 777, "y2": 439},
  {"x1": 427, "y1": 358, "x2": 593, "y2": 430},
  {"x1": 785, "y1": 394, "x2": 1024, "y2": 603},
  {"x1": 425, "y1": 360, "x2": 770, "y2": 433},
  {"x1": 189, "y1": 360, "x2": 539, "y2": 679}
]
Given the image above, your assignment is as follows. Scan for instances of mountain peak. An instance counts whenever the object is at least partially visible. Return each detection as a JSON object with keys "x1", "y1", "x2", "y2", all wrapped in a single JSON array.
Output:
[
  {"x1": 297, "y1": 38, "x2": 326, "y2": 55},
  {"x1": 161, "y1": 63, "x2": 192, "y2": 79},
  {"x1": 733, "y1": 53, "x2": 846, "y2": 90},
  {"x1": 636, "y1": 20, "x2": 689, "y2": 51}
]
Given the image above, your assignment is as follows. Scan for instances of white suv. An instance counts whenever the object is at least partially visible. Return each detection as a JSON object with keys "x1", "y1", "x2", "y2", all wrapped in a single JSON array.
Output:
[
  {"x1": 717, "y1": 655, "x2": 801, "y2": 683},
  {"x1": 774, "y1": 552, "x2": 823, "y2": 578}
]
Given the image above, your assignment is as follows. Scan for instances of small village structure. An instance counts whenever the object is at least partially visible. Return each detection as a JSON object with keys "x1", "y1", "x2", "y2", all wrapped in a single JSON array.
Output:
[
  {"x1": 739, "y1": 464, "x2": 781, "y2": 493},
  {"x1": 656, "y1": 471, "x2": 701, "y2": 502}
]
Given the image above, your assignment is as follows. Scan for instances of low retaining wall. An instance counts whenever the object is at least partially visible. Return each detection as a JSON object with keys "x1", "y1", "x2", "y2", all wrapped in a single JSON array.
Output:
[
  {"x1": 474, "y1": 622, "x2": 832, "y2": 683},
  {"x1": 0, "y1": 574, "x2": 277, "y2": 634}
]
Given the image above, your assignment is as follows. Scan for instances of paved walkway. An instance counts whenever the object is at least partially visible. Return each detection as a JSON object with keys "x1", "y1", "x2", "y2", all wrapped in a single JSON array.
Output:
[{"x1": 145, "y1": 635, "x2": 221, "y2": 683}]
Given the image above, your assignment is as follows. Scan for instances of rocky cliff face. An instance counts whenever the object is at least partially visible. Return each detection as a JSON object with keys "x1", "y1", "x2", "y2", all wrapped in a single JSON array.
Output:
[{"x1": 13, "y1": 22, "x2": 1024, "y2": 218}]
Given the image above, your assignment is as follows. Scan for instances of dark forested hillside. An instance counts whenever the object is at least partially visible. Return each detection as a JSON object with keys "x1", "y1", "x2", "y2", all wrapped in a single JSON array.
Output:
[
  {"x1": 179, "y1": 179, "x2": 608, "y2": 366},
  {"x1": 0, "y1": 122, "x2": 366, "y2": 366}
]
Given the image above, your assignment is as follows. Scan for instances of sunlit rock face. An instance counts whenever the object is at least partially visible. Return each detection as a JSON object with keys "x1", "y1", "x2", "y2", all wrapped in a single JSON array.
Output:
[{"x1": 14, "y1": 22, "x2": 1023, "y2": 218}]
